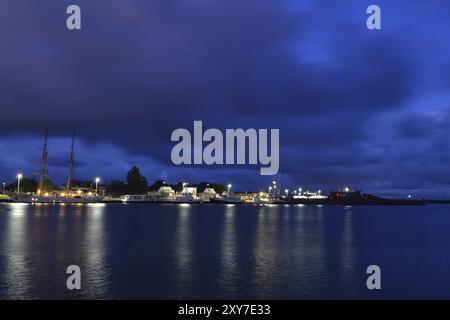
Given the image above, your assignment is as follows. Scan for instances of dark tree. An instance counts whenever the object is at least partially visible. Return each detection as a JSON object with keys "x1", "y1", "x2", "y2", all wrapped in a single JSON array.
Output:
[
  {"x1": 105, "y1": 180, "x2": 128, "y2": 196},
  {"x1": 126, "y1": 166, "x2": 149, "y2": 194},
  {"x1": 6, "y1": 176, "x2": 39, "y2": 193}
]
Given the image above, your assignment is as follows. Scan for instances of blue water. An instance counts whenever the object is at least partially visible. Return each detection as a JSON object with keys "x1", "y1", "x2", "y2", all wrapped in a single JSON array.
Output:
[{"x1": 0, "y1": 202, "x2": 450, "y2": 299}]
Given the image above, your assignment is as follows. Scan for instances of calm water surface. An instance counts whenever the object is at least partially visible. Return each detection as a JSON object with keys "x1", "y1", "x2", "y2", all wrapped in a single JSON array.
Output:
[{"x1": 1, "y1": 203, "x2": 450, "y2": 299}]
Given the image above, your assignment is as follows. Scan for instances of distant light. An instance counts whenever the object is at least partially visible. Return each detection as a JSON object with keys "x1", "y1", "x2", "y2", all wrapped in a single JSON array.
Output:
[
  {"x1": 228, "y1": 184, "x2": 232, "y2": 188},
  {"x1": 408, "y1": 195, "x2": 412, "y2": 199},
  {"x1": 77, "y1": 190, "x2": 82, "y2": 195},
  {"x1": 95, "y1": 177, "x2": 100, "y2": 183},
  {"x1": 318, "y1": 190, "x2": 322, "y2": 194},
  {"x1": 17, "y1": 173, "x2": 23, "y2": 180},
  {"x1": 344, "y1": 187, "x2": 350, "y2": 193},
  {"x1": 272, "y1": 181, "x2": 277, "y2": 185},
  {"x1": 285, "y1": 189, "x2": 289, "y2": 194}
]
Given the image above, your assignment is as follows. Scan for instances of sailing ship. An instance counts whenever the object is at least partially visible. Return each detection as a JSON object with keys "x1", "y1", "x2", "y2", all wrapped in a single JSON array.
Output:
[{"x1": 12, "y1": 128, "x2": 103, "y2": 204}]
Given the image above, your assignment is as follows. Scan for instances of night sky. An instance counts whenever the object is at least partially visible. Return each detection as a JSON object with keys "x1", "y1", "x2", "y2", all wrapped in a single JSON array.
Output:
[{"x1": 1, "y1": 1, "x2": 449, "y2": 198}]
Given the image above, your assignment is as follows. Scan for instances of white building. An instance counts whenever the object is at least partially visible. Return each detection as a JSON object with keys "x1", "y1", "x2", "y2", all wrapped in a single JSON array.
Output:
[{"x1": 199, "y1": 187, "x2": 217, "y2": 202}]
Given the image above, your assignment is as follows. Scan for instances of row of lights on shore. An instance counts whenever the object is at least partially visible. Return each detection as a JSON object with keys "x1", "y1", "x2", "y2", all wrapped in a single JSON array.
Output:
[
  {"x1": 7, "y1": 173, "x2": 101, "y2": 196},
  {"x1": 267, "y1": 181, "x2": 352, "y2": 196}
]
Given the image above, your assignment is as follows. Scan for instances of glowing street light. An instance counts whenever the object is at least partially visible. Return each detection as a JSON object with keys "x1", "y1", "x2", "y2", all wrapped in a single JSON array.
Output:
[
  {"x1": 344, "y1": 187, "x2": 350, "y2": 193},
  {"x1": 2, "y1": 182, "x2": 5, "y2": 194},
  {"x1": 227, "y1": 184, "x2": 232, "y2": 193},
  {"x1": 318, "y1": 190, "x2": 322, "y2": 195},
  {"x1": 285, "y1": 189, "x2": 289, "y2": 196},
  {"x1": 298, "y1": 187, "x2": 302, "y2": 195},
  {"x1": 95, "y1": 177, "x2": 100, "y2": 195},
  {"x1": 269, "y1": 186, "x2": 272, "y2": 193},
  {"x1": 17, "y1": 173, "x2": 23, "y2": 194}
]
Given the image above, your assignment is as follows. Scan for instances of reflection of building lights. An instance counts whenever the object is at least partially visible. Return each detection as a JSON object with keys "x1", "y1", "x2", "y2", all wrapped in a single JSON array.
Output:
[{"x1": 179, "y1": 203, "x2": 191, "y2": 207}]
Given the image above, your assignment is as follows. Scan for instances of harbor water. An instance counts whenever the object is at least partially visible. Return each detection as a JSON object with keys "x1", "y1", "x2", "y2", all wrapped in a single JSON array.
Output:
[{"x1": 1, "y1": 203, "x2": 450, "y2": 299}]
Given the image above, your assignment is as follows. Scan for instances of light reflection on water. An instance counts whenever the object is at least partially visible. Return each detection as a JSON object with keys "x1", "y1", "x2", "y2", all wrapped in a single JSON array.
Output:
[
  {"x1": 173, "y1": 204, "x2": 193, "y2": 297},
  {"x1": 3, "y1": 203, "x2": 32, "y2": 299},
  {"x1": 1, "y1": 203, "x2": 449, "y2": 299},
  {"x1": 218, "y1": 205, "x2": 238, "y2": 296}
]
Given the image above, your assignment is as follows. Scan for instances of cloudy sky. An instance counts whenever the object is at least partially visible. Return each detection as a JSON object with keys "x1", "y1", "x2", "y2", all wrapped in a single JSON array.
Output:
[{"x1": 1, "y1": 0, "x2": 449, "y2": 198}]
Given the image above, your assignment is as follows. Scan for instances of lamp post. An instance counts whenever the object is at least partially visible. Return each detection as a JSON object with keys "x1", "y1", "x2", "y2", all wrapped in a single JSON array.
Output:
[
  {"x1": 298, "y1": 188, "x2": 302, "y2": 195},
  {"x1": 285, "y1": 189, "x2": 289, "y2": 197},
  {"x1": 2, "y1": 182, "x2": 5, "y2": 194},
  {"x1": 95, "y1": 177, "x2": 100, "y2": 196},
  {"x1": 17, "y1": 173, "x2": 23, "y2": 194},
  {"x1": 227, "y1": 184, "x2": 232, "y2": 194},
  {"x1": 269, "y1": 186, "x2": 272, "y2": 194}
]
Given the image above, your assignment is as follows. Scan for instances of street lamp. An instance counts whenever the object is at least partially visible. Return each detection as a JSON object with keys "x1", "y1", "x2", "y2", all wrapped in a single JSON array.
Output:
[
  {"x1": 269, "y1": 186, "x2": 272, "y2": 194},
  {"x1": 298, "y1": 187, "x2": 302, "y2": 195},
  {"x1": 2, "y1": 182, "x2": 5, "y2": 194},
  {"x1": 227, "y1": 184, "x2": 232, "y2": 194},
  {"x1": 17, "y1": 173, "x2": 23, "y2": 194},
  {"x1": 95, "y1": 177, "x2": 100, "y2": 195},
  {"x1": 285, "y1": 189, "x2": 289, "y2": 196}
]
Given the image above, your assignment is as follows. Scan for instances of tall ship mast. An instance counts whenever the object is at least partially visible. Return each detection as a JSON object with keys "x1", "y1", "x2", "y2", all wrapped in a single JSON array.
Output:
[
  {"x1": 66, "y1": 127, "x2": 75, "y2": 193},
  {"x1": 38, "y1": 127, "x2": 49, "y2": 194}
]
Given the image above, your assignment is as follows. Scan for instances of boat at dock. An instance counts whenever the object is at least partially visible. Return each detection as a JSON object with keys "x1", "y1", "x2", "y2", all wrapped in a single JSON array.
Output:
[
  {"x1": 11, "y1": 193, "x2": 103, "y2": 204},
  {"x1": 11, "y1": 127, "x2": 104, "y2": 204},
  {"x1": 210, "y1": 193, "x2": 243, "y2": 204},
  {"x1": 163, "y1": 193, "x2": 202, "y2": 204}
]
